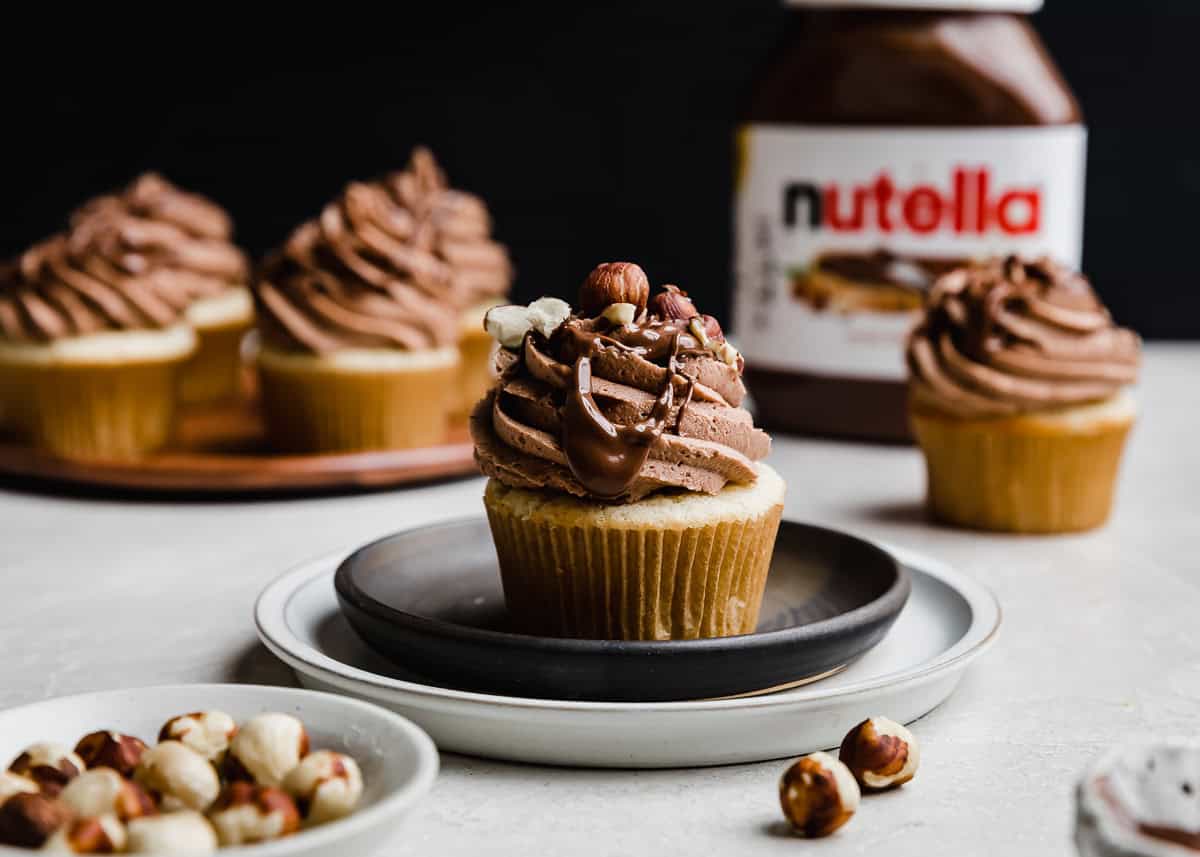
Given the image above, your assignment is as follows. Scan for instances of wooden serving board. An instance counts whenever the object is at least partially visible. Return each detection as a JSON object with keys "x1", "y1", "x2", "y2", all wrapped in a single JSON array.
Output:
[{"x1": 0, "y1": 388, "x2": 477, "y2": 495}]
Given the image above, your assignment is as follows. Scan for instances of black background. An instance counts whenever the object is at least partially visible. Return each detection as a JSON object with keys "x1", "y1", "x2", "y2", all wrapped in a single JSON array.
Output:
[{"x1": 3, "y1": 2, "x2": 1196, "y2": 337}]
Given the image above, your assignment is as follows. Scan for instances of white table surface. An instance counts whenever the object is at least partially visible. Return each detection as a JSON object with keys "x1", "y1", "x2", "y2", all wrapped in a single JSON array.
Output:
[{"x1": 1, "y1": 343, "x2": 1196, "y2": 856}]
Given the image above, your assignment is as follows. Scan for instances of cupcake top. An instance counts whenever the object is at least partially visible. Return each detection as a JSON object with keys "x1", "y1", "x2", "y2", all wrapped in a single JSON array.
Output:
[
  {"x1": 255, "y1": 148, "x2": 512, "y2": 354},
  {"x1": 70, "y1": 172, "x2": 249, "y2": 304},
  {"x1": 0, "y1": 234, "x2": 189, "y2": 343},
  {"x1": 471, "y1": 262, "x2": 771, "y2": 503},
  {"x1": 906, "y1": 256, "x2": 1141, "y2": 418}
]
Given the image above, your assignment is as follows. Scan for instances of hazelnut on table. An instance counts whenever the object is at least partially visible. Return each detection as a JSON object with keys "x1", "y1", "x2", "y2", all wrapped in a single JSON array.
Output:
[
  {"x1": 158, "y1": 712, "x2": 237, "y2": 765},
  {"x1": 40, "y1": 816, "x2": 126, "y2": 854},
  {"x1": 282, "y1": 750, "x2": 364, "y2": 826},
  {"x1": 126, "y1": 811, "x2": 217, "y2": 855},
  {"x1": 73, "y1": 732, "x2": 146, "y2": 780},
  {"x1": 223, "y1": 713, "x2": 309, "y2": 787},
  {"x1": 207, "y1": 782, "x2": 300, "y2": 845},
  {"x1": 135, "y1": 741, "x2": 220, "y2": 813},
  {"x1": 8, "y1": 744, "x2": 85, "y2": 797},
  {"x1": 60, "y1": 769, "x2": 155, "y2": 822},
  {"x1": 778, "y1": 751, "x2": 861, "y2": 838},
  {"x1": 839, "y1": 716, "x2": 921, "y2": 791},
  {"x1": 0, "y1": 793, "x2": 73, "y2": 848}
]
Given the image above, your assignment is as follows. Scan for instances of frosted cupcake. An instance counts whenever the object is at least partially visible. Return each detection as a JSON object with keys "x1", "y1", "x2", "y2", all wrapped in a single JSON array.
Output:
[
  {"x1": 376, "y1": 148, "x2": 512, "y2": 422},
  {"x1": 907, "y1": 256, "x2": 1141, "y2": 533},
  {"x1": 254, "y1": 181, "x2": 462, "y2": 452},
  {"x1": 71, "y1": 173, "x2": 251, "y2": 405},
  {"x1": 0, "y1": 236, "x2": 195, "y2": 459},
  {"x1": 471, "y1": 262, "x2": 783, "y2": 640}
]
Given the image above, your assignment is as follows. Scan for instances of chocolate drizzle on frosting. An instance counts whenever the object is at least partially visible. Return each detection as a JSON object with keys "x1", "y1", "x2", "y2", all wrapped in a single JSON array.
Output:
[
  {"x1": 256, "y1": 148, "x2": 512, "y2": 355},
  {"x1": 472, "y1": 263, "x2": 769, "y2": 503},
  {"x1": 907, "y1": 256, "x2": 1141, "y2": 418}
]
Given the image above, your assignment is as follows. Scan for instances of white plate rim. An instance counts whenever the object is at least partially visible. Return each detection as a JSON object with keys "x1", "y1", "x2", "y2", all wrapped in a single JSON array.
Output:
[
  {"x1": 253, "y1": 524, "x2": 1002, "y2": 714},
  {"x1": 0, "y1": 683, "x2": 439, "y2": 857}
]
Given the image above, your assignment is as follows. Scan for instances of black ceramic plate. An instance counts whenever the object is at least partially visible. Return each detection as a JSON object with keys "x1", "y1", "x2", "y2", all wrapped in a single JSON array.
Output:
[{"x1": 334, "y1": 518, "x2": 910, "y2": 702}]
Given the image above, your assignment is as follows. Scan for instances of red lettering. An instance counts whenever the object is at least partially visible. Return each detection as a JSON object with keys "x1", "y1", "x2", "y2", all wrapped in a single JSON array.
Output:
[
  {"x1": 823, "y1": 185, "x2": 866, "y2": 231},
  {"x1": 872, "y1": 174, "x2": 895, "y2": 233},
  {"x1": 902, "y1": 187, "x2": 943, "y2": 234},
  {"x1": 996, "y1": 190, "x2": 1040, "y2": 234}
]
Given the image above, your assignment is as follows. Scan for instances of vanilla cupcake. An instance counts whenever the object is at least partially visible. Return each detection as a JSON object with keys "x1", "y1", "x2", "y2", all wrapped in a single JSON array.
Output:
[
  {"x1": 254, "y1": 183, "x2": 463, "y2": 452},
  {"x1": 472, "y1": 262, "x2": 783, "y2": 640},
  {"x1": 71, "y1": 173, "x2": 252, "y2": 405},
  {"x1": 907, "y1": 256, "x2": 1141, "y2": 533},
  {"x1": 0, "y1": 236, "x2": 195, "y2": 460}
]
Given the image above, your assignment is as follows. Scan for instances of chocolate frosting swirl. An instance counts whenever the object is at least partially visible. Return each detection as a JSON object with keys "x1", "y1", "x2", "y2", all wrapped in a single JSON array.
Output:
[
  {"x1": 256, "y1": 148, "x2": 511, "y2": 354},
  {"x1": 472, "y1": 266, "x2": 770, "y2": 503},
  {"x1": 906, "y1": 256, "x2": 1141, "y2": 418}
]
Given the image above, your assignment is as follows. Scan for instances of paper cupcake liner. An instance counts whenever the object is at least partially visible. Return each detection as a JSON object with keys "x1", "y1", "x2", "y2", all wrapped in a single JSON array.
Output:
[
  {"x1": 0, "y1": 357, "x2": 184, "y2": 460},
  {"x1": 483, "y1": 476, "x2": 785, "y2": 640},
  {"x1": 179, "y1": 317, "x2": 252, "y2": 405},
  {"x1": 911, "y1": 401, "x2": 1135, "y2": 533},
  {"x1": 257, "y1": 349, "x2": 459, "y2": 453},
  {"x1": 452, "y1": 327, "x2": 497, "y2": 423}
]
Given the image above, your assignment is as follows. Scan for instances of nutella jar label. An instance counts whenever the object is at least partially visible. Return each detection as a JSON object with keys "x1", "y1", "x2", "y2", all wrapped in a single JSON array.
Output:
[{"x1": 733, "y1": 124, "x2": 1087, "y2": 380}]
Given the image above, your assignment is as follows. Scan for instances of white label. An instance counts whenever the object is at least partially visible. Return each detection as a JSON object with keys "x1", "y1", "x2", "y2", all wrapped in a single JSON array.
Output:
[{"x1": 733, "y1": 125, "x2": 1087, "y2": 380}]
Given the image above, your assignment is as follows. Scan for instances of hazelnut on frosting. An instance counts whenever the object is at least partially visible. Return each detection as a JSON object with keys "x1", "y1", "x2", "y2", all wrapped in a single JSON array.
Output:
[{"x1": 224, "y1": 714, "x2": 309, "y2": 788}]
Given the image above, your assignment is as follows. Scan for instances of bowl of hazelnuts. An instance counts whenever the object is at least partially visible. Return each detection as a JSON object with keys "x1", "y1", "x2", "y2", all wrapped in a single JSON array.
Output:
[{"x1": 0, "y1": 684, "x2": 438, "y2": 857}]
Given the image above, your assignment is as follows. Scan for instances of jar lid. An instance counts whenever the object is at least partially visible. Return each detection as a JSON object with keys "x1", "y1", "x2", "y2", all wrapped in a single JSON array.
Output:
[{"x1": 784, "y1": 0, "x2": 1043, "y2": 10}]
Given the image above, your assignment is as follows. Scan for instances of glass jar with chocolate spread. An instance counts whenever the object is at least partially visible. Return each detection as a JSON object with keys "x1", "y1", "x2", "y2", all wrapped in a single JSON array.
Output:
[{"x1": 733, "y1": 0, "x2": 1083, "y2": 441}]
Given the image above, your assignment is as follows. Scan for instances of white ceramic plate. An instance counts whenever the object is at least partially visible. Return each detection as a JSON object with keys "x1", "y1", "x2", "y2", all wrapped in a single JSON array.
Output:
[
  {"x1": 255, "y1": 540, "x2": 1000, "y2": 768},
  {"x1": 0, "y1": 684, "x2": 438, "y2": 857}
]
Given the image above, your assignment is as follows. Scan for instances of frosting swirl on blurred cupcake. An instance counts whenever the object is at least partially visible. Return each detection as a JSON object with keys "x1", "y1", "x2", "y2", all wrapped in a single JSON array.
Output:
[
  {"x1": 255, "y1": 148, "x2": 512, "y2": 354},
  {"x1": 471, "y1": 262, "x2": 770, "y2": 503},
  {"x1": 906, "y1": 256, "x2": 1141, "y2": 418}
]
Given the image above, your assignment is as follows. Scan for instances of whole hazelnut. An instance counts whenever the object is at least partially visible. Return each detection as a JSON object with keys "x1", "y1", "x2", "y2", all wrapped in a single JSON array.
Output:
[
  {"x1": 40, "y1": 815, "x2": 127, "y2": 854},
  {"x1": 60, "y1": 769, "x2": 156, "y2": 822},
  {"x1": 134, "y1": 741, "x2": 220, "y2": 813},
  {"x1": 9, "y1": 743, "x2": 86, "y2": 797},
  {"x1": 126, "y1": 811, "x2": 217, "y2": 855},
  {"x1": 650, "y1": 284, "x2": 699, "y2": 321},
  {"x1": 0, "y1": 771, "x2": 39, "y2": 804},
  {"x1": 282, "y1": 750, "x2": 364, "y2": 826},
  {"x1": 0, "y1": 793, "x2": 73, "y2": 848},
  {"x1": 158, "y1": 712, "x2": 238, "y2": 766},
  {"x1": 839, "y1": 716, "x2": 920, "y2": 791},
  {"x1": 778, "y1": 751, "x2": 861, "y2": 838},
  {"x1": 578, "y1": 262, "x2": 650, "y2": 317},
  {"x1": 74, "y1": 732, "x2": 147, "y2": 780},
  {"x1": 207, "y1": 782, "x2": 300, "y2": 846},
  {"x1": 224, "y1": 713, "x2": 310, "y2": 788}
]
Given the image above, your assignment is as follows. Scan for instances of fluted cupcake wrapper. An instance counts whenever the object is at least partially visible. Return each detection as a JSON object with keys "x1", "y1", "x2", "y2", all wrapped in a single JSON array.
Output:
[
  {"x1": 0, "y1": 357, "x2": 184, "y2": 460},
  {"x1": 911, "y1": 401, "x2": 1135, "y2": 534},
  {"x1": 179, "y1": 317, "x2": 252, "y2": 405},
  {"x1": 257, "y1": 349, "x2": 459, "y2": 453},
  {"x1": 484, "y1": 480, "x2": 784, "y2": 640}
]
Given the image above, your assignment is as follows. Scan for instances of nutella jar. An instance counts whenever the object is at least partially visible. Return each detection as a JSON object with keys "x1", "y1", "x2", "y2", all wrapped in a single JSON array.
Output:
[{"x1": 733, "y1": 0, "x2": 1084, "y2": 441}]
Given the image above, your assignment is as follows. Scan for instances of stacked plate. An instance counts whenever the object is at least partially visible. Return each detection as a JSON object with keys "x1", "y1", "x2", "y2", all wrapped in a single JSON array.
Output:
[{"x1": 255, "y1": 519, "x2": 1000, "y2": 768}]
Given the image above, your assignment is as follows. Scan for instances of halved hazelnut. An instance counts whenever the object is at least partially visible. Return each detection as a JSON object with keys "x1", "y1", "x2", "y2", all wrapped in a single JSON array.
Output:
[
  {"x1": 839, "y1": 716, "x2": 920, "y2": 791},
  {"x1": 224, "y1": 714, "x2": 309, "y2": 788},
  {"x1": 60, "y1": 769, "x2": 155, "y2": 822},
  {"x1": 40, "y1": 815, "x2": 127, "y2": 854},
  {"x1": 282, "y1": 750, "x2": 364, "y2": 826},
  {"x1": 207, "y1": 782, "x2": 300, "y2": 846},
  {"x1": 0, "y1": 793, "x2": 73, "y2": 848},
  {"x1": 484, "y1": 304, "x2": 533, "y2": 350},
  {"x1": 778, "y1": 751, "x2": 861, "y2": 838},
  {"x1": 9, "y1": 743, "x2": 86, "y2": 797},
  {"x1": 135, "y1": 742, "x2": 220, "y2": 813},
  {"x1": 578, "y1": 262, "x2": 649, "y2": 316},
  {"x1": 526, "y1": 297, "x2": 571, "y2": 339},
  {"x1": 126, "y1": 811, "x2": 217, "y2": 855},
  {"x1": 158, "y1": 712, "x2": 238, "y2": 765},
  {"x1": 74, "y1": 732, "x2": 147, "y2": 780}
]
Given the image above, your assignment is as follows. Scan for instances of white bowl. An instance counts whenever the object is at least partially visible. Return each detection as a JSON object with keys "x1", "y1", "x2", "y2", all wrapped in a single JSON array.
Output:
[{"x1": 0, "y1": 684, "x2": 438, "y2": 857}]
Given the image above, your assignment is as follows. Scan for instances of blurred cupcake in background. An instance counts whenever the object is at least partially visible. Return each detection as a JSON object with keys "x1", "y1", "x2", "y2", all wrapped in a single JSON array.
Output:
[
  {"x1": 907, "y1": 256, "x2": 1141, "y2": 533},
  {"x1": 71, "y1": 173, "x2": 252, "y2": 405},
  {"x1": 0, "y1": 235, "x2": 196, "y2": 460},
  {"x1": 254, "y1": 180, "x2": 462, "y2": 453}
]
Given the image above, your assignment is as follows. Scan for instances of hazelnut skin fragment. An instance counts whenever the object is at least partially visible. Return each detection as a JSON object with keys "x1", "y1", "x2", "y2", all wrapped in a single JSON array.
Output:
[
  {"x1": 838, "y1": 716, "x2": 920, "y2": 792},
  {"x1": 778, "y1": 751, "x2": 861, "y2": 838},
  {"x1": 74, "y1": 732, "x2": 147, "y2": 780},
  {"x1": 0, "y1": 792, "x2": 73, "y2": 848},
  {"x1": 578, "y1": 262, "x2": 650, "y2": 317}
]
